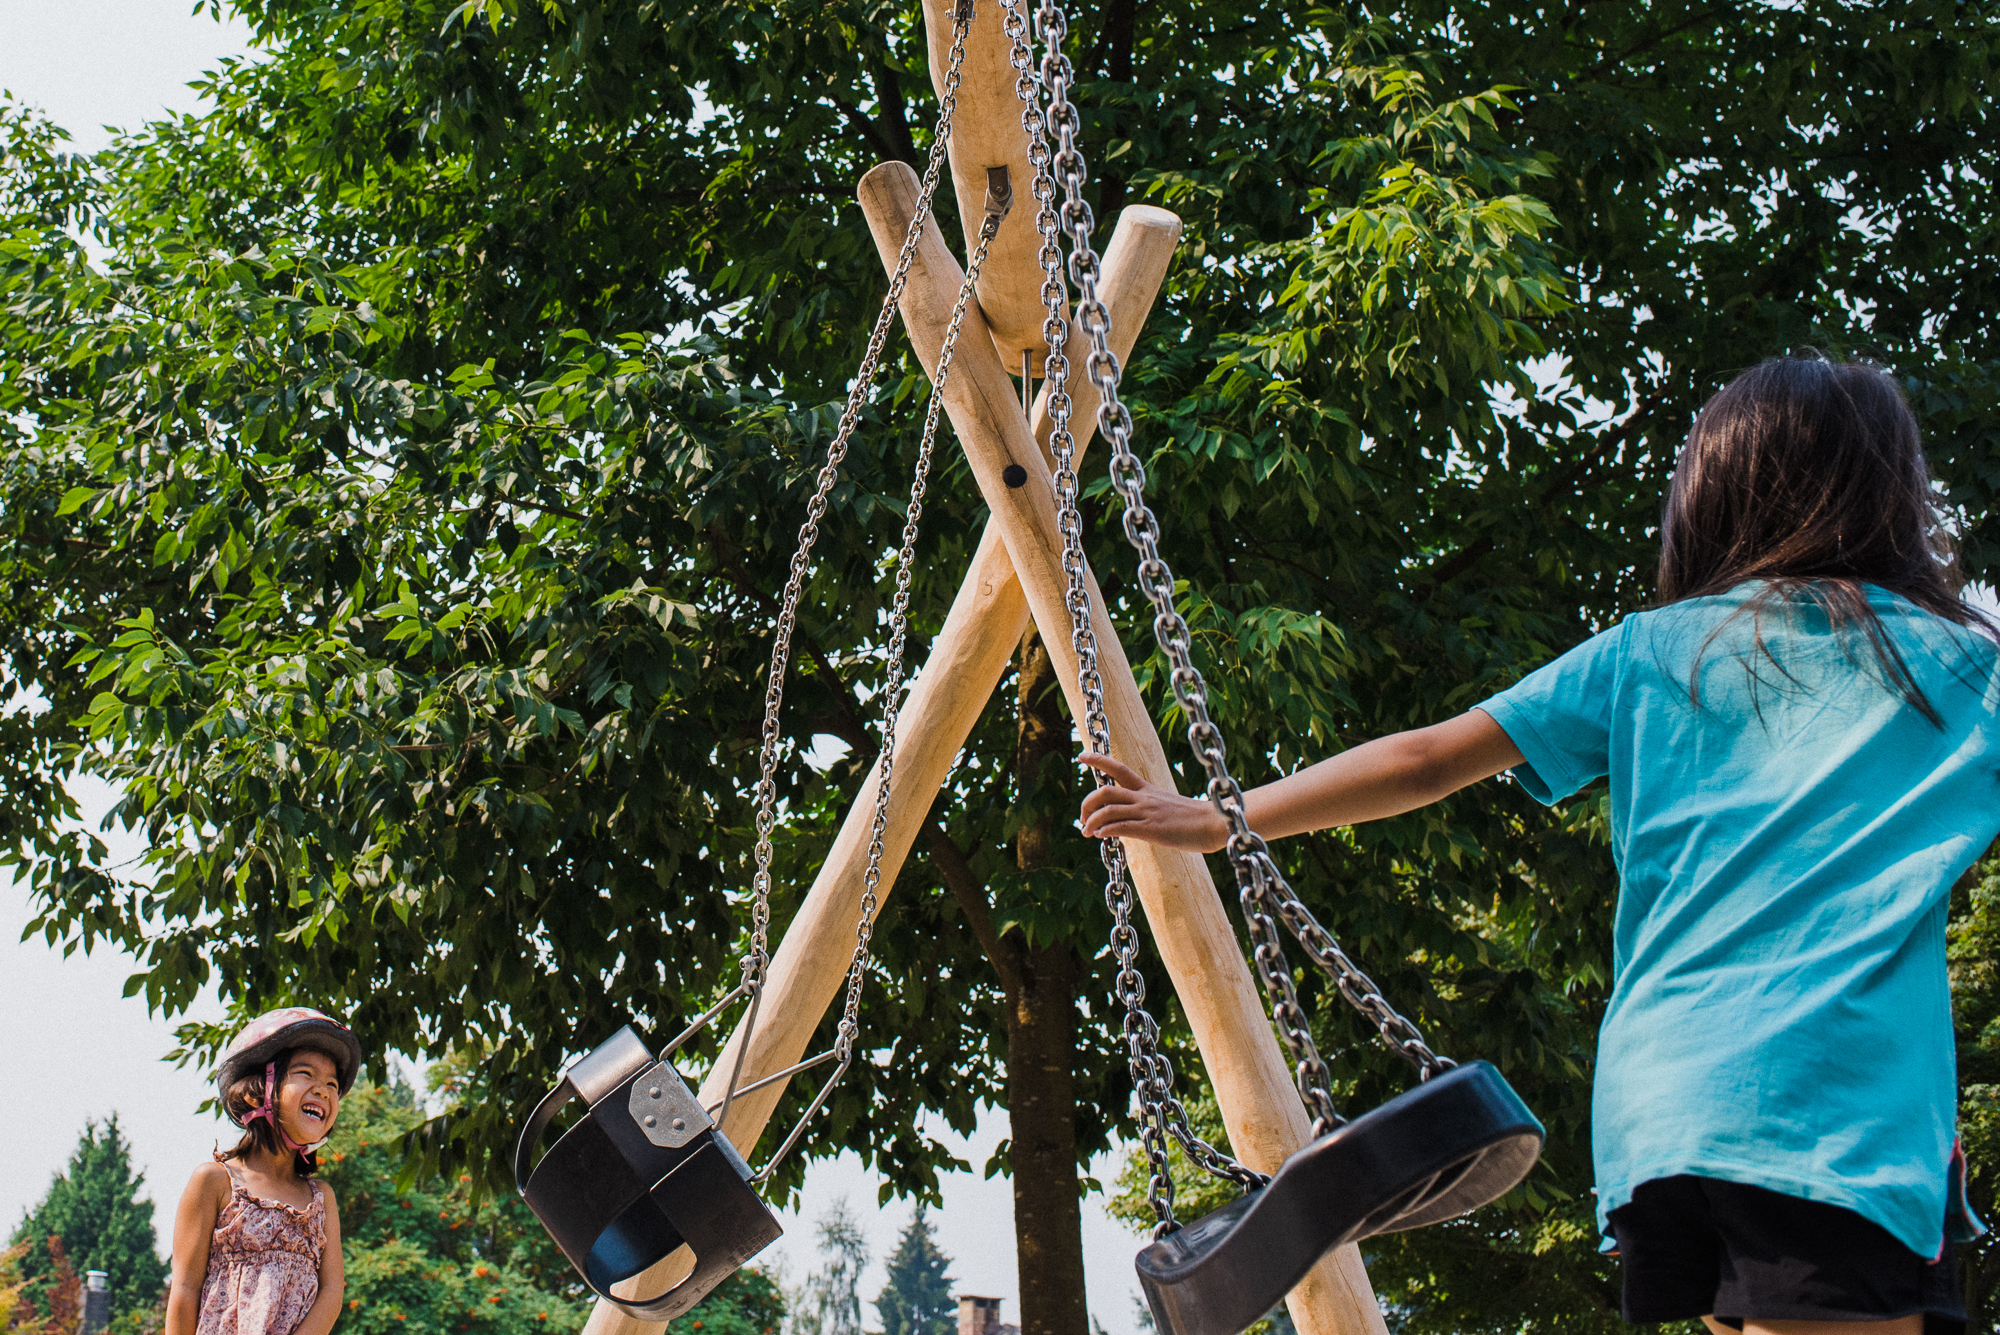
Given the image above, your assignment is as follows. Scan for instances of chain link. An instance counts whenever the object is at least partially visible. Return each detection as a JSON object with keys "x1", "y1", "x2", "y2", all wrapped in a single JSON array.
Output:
[
  {"x1": 1010, "y1": 0, "x2": 1453, "y2": 1173},
  {"x1": 999, "y1": 0, "x2": 1264, "y2": 1237}
]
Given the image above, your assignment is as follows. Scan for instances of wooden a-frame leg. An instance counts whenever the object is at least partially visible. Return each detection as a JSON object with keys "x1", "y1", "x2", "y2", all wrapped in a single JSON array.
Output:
[
  {"x1": 855, "y1": 161, "x2": 1387, "y2": 1335},
  {"x1": 579, "y1": 202, "x2": 1184, "y2": 1335}
]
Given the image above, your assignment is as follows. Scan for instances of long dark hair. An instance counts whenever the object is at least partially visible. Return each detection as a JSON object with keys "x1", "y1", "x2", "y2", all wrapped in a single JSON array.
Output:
[
  {"x1": 214, "y1": 1049, "x2": 320, "y2": 1177},
  {"x1": 1658, "y1": 355, "x2": 1993, "y2": 724}
]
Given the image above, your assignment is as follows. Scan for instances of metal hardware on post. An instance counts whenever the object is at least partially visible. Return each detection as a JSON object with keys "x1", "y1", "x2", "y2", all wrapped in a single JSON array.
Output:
[{"x1": 984, "y1": 164, "x2": 1014, "y2": 221}]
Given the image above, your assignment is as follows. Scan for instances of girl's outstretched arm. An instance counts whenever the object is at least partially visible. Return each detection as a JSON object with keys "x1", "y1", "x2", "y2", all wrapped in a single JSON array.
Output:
[
  {"x1": 292, "y1": 1185, "x2": 345, "y2": 1335},
  {"x1": 164, "y1": 1163, "x2": 230, "y2": 1335},
  {"x1": 1078, "y1": 709, "x2": 1524, "y2": 853}
]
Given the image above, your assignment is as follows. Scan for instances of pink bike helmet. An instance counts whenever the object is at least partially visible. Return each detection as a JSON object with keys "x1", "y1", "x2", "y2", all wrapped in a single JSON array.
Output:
[{"x1": 217, "y1": 1007, "x2": 363, "y2": 1127}]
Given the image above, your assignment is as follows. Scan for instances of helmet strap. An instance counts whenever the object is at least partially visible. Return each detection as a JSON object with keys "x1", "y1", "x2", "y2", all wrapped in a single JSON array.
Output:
[{"x1": 246, "y1": 1059, "x2": 315, "y2": 1157}]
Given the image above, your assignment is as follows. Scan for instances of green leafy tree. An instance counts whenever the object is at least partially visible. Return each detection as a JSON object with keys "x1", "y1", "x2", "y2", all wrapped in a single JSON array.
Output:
[
  {"x1": 5, "y1": 2, "x2": 2000, "y2": 1334},
  {"x1": 1951, "y1": 854, "x2": 2000, "y2": 1329},
  {"x1": 680, "y1": 1269, "x2": 787, "y2": 1335},
  {"x1": 873, "y1": 1206, "x2": 953, "y2": 1335},
  {"x1": 789, "y1": 1201, "x2": 869, "y2": 1335},
  {"x1": 7, "y1": 1119, "x2": 166, "y2": 1323},
  {"x1": 320, "y1": 1078, "x2": 579, "y2": 1325}
]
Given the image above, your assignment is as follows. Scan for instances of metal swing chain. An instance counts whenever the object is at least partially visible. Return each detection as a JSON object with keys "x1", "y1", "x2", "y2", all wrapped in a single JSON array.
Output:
[
  {"x1": 1018, "y1": 0, "x2": 1453, "y2": 1147},
  {"x1": 753, "y1": 200, "x2": 1011, "y2": 1183},
  {"x1": 838, "y1": 202, "x2": 1012, "y2": 1076},
  {"x1": 998, "y1": 0, "x2": 1263, "y2": 1236},
  {"x1": 736, "y1": 7, "x2": 973, "y2": 1048}
]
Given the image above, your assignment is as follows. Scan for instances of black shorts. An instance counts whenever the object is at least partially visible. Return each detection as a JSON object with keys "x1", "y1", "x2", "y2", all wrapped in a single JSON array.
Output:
[{"x1": 1608, "y1": 1175, "x2": 1965, "y2": 1333}]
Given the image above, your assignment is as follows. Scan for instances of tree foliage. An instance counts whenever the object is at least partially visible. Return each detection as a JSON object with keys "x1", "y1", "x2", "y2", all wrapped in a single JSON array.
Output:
[
  {"x1": 3, "y1": 0, "x2": 1999, "y2": 1331},
  {"x1": 6, "y1": 1120, "x2": 166, "y2": 1324},
  {"x1": 1951, "y1": 855, "x2": 2000, "y2": 1329},
  {"x1": 0, "y1": 1237, "x2": 80, "y2": 1335},
  {"x1": 789, "y1": 1201, "x2": 869, "y2": 1335}
]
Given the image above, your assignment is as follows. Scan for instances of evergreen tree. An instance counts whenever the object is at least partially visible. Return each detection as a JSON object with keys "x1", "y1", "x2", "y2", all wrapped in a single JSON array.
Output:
[
  {"x1": 874, "y1": 1207, "x2": 954, "y2": 1335},
  {"x1": 8, "y1": 1118, "x2": 166, "y2": 1320}
]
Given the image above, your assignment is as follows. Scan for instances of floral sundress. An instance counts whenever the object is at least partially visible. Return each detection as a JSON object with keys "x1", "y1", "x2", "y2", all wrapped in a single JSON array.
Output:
[{"x1": 195, "y1": 1167, "x2": 324, "y2": 1335}]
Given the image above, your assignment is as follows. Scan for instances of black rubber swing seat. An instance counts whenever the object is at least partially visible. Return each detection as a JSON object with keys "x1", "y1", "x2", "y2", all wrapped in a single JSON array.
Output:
[
  {"x1": 1137, "y1": 1060, "x2": 1544, "y2": 1335},
  {"x1": 515, "y1": 1027, "x2": 783, "y2": 1322}
]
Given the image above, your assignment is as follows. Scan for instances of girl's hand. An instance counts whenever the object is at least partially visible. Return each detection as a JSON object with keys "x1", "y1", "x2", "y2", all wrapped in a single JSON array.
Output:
[{"x1": 1079, "y1": 754, "x2": 1229, "y2": 852}]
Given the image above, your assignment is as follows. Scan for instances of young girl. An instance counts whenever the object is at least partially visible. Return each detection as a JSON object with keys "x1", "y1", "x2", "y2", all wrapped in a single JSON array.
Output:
[
  {"x1": 1081, "y1": 357, "x2": 1993, "y2": 1335},
  {"x1": 166, "y1": 1008, "x2": 358, "y2": 1335}
]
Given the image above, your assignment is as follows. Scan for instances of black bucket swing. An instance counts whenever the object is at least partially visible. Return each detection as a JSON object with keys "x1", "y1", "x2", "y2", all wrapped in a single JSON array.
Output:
[
  {"x1": 994, "y1": 1, "x2": 1547, "y2": 1331},
  {"x1": 513, "y1": 7, "x2": 1021, "y2": 1318}
]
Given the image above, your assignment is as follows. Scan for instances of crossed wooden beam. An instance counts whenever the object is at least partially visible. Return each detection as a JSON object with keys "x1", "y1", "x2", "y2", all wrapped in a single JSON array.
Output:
[{"x1": 581, "y1": 6, "x2": 1385, "y2": 1333}]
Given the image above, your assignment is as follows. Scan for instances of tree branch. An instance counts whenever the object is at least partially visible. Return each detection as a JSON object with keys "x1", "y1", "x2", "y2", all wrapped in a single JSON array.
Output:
[
  {"x1": 691, "y1": 523, "x2": 876, "y2": 760},
  {"x1": 1578, "y1": 8, "x2": 1735, "y2": 79},
  {"x1": 923, "y1": 813, "x2": 1023, "y2": 995},
  {"x1": 870, "y1": 60, "x2": 920, "y2": 167},
  {"x1": 1414, "y1": 391, "x2": 1665, "y2": 597},
  {"x1": 12, "y1": 531, "x2": 113, "y2": 552},
  {"x1": 823, "y1": 93, "x2": 905, "y2": 166}
]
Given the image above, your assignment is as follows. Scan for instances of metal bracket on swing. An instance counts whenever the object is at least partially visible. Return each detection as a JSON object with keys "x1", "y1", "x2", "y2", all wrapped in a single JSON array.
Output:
[{"x1": 512, "y1": 976, "x2": 858, "y2": 1320}]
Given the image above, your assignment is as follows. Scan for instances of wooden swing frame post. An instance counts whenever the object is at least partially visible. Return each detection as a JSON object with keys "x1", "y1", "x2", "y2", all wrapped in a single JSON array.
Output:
[
  {"x1": 580, "y1": 203, "x2": 1187, "y2": 1335},
  {"x1": 855, "y1": 155, "x2": 1384, "y2": 1335},
  {"x1": 579, "y1": 4, "x2": 1387, "y2": 1332}
]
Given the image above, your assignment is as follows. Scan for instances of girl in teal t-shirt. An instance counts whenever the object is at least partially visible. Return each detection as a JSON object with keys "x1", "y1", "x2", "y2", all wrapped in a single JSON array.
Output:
[{"x1": 1081, "y1": 357, "x2": 1994, "y2": 1335}]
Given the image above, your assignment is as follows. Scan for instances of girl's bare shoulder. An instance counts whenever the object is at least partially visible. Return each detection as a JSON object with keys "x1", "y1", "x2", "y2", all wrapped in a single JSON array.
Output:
[{"x1": 186, "y1": 1161, "x2": 234, "y2": 1201}]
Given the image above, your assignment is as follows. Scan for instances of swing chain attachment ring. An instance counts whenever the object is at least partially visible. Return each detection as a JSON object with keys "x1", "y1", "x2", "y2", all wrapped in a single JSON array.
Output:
[
  {"x1": 1011, "y1": 0, "x2": 1452, "y2": 1151},
  {"x1": 1000, "y1": 0, "x2": 1266, "y2": 1238}
]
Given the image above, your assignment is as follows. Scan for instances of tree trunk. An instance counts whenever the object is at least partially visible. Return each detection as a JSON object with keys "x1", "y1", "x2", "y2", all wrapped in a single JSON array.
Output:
[{"x1": 1003, "y1": 629, "x2": 1090, "y2": 1335}]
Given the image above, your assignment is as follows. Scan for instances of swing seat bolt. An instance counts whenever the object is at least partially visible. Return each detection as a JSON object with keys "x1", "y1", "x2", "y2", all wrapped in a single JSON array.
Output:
[
  {"x1": 643, "y1": 1115, "x2": 657, "y2": 1128},
  {"x1": 672, "y1": 1118, "x2": 686, "y2": 1131},
  {"x1": 648, "y1": 1087, "x2": 661, "y2": 1099}
]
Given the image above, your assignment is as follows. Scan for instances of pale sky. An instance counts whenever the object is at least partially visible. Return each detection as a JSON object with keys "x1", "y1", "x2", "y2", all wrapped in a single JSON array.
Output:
[{"x1": 0, "y1": 5, "x2": 1150, "y2": 1328}]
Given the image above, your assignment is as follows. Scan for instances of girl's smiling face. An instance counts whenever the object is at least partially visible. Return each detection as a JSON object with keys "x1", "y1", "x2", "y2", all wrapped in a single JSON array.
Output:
[{"x1": 273, "y1": 1049, "x2": 341, "y2": 1145}]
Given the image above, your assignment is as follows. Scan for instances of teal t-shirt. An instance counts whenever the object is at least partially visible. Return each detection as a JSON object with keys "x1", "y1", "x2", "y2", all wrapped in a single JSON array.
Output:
[{"x1": 1479, "y1": 584, "x2": 2000, "y2": 1257}]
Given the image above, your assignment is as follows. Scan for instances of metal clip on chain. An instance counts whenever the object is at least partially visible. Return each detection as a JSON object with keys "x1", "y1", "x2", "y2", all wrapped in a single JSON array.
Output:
[
  {"x1": 1007, "y1": 0, "x2": 1453, "y2": 1171},
  {"x1": 997, "y1": 0, "x2": 1265, "y2": 1238}
]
